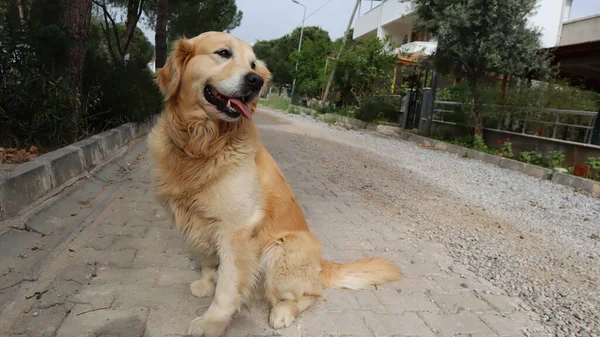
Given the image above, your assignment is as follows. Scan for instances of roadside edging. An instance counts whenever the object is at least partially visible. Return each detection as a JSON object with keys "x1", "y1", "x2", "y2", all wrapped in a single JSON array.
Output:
[
  {"x1": 376, "y1": 125, "x2": 600, "y2": 195},
  {"x1": 0, "y1": 117, "x2": 158, "y2": 221}
]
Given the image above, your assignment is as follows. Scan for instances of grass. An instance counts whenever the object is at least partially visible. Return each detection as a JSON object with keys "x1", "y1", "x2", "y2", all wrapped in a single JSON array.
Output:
[
  {"x1": 288, "y1": 106, "x2": 301, "y2": 115},
  {"x1": 259, "y1": 96, "x2": 290, "y2": 111},
  {"x1": 323, "y1": 117, "x2": 337, "y2": 125}
]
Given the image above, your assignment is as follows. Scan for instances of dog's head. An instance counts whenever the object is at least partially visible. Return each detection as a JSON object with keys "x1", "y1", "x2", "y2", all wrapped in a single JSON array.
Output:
[{"x1": 157, "y1": 31, "x2": 271, "y2": 122}]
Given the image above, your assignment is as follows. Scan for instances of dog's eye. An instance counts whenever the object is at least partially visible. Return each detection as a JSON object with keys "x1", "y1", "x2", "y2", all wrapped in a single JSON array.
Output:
[
  {"x1": 251, "y1": 62, "x2": 256, "y2": 70},
  {"x1": 215, "y1": 49, "x2": 232, "y2": 58}
]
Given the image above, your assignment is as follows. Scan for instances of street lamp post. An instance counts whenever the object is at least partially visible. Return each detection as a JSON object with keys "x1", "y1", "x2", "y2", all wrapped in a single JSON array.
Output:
[{"x1": 290, "y1": 0, "x2": 306, "y2": 101}]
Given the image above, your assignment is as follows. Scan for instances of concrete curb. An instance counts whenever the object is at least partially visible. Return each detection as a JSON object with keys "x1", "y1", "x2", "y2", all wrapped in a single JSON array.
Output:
[
  {"x1": 286, "y1": 105, "x2": 376, "y2": 131},
  {"x1": 317, "y1": 113, "x2": 370, "y2": 130},
  {"x1": 0, "y1": 117, "x2": 157, "y2": 220},
  {"x1": 376, "y1": 125, "x2": 600, "y2": 195}
]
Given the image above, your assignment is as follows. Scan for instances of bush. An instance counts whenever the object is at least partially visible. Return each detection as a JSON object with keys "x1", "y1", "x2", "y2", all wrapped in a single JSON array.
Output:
[
  {"x1": 0, "y1": 18, "x2": 161, "y2": 149},
  {"x1": 83, "y1": 54, "x2": 161, "y2": 131},
  {"x1": 549, "y1": 150, "x2": 565, "y2": 168},
  {"x1": 355, "y1": 96, "x2": 402, "y2": 123},
  {"x1": 0, "y1": 26, "x2": 84, "y2": 147},
  {"x1": 259, "y1": 96, "x2": 291, "y2": 111},
  {"x1": 518, "y1": 151, "x2": 543, "y2": 165}
]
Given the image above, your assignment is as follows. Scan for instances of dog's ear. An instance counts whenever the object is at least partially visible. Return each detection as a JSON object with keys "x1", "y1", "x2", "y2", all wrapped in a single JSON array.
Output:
[{"x1": 156, "y1": 39, "x2": 194, "y2": 101}]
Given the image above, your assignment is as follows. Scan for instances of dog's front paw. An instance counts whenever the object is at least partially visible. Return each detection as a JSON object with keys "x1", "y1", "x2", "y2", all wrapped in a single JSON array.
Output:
[
  {"x1": 187, "y1": 316, "x2": 206, "y2": 337},
  {"x1": 187, "y1": 316, "x2": 226, "y2": 337},
  {"x1": 269, "y1": 302, "x2": 297, "y2": 329}
]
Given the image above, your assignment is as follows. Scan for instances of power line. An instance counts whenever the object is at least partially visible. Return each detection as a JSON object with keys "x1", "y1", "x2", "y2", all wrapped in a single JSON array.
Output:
[{"x1": 294, "y1": 0, "x2": 335, "y2": 28}]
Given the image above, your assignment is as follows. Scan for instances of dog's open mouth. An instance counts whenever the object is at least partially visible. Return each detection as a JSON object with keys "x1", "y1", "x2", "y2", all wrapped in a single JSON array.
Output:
[{"x1": 204, "y1": 85, "x2": 253, "y2": 120}]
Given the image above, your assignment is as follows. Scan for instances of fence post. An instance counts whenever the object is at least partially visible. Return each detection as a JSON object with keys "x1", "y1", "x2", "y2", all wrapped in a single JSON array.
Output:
[
  {"x1": 592, "y1": 109, "x2": 600, "y2": 145},
  {"x1": 418, "y1": 88, "x2": 433, "y2": 136},
  {"x1": 401, "y1": 89, "x2": 412, "y2": 129}
]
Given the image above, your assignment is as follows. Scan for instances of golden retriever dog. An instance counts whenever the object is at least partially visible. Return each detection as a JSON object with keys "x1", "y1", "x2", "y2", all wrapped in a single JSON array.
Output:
[{"x1": 147, "y1": 31, "x2": 402, "y2": 337}]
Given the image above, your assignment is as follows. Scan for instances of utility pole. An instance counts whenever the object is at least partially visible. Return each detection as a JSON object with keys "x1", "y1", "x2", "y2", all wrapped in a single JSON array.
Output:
[
  {"x1": 321, "y1": 0, "x2": 361, "y2": 107},
  {"x1": 290, "y1": 0, "x2": 306, "y2": 101}
]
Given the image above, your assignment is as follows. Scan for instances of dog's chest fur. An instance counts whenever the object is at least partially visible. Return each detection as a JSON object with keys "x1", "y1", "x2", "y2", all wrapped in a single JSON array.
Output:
[{"x1": 202, "y1": 158, "x2": 263, "y2": 229}]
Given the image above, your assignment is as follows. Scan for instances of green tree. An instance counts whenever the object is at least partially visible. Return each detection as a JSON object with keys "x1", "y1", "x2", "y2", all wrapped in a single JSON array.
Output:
[
  {"x1": 164, "y1": 0, "x2": 241, "y2": 41},
  {"x1": 412, "y1": 0, "x2": 553, "y2": 135},
  {"x1": 332, "y1": 34, "x2": 399, "y2": 106},
  {"x1": 143, "y1": 0, "x2": 242, "y2": 68},
  {"x1": 289, "y1": 27, "x2": 333, "y2": 98},
  {"x1": 254, "y1": 26, "x2": 332, "y2": 94},
  {"x1": 254, "y1": 36, "x2": 293, "y2": 90}
]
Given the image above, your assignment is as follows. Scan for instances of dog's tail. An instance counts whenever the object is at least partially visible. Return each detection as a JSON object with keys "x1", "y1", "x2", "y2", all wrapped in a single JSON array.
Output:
[{"x1": 320, "y1": 257, "x2": 402, "y2": 290}]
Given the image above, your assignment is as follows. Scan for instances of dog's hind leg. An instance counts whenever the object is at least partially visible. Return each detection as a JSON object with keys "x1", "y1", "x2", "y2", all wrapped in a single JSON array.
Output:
[
  {"x1": 191, "y1": 254, "x2": 219, "y2": 298},
  {"x1": 262, "y1": 232, "x2": 322, "y2": 330}
]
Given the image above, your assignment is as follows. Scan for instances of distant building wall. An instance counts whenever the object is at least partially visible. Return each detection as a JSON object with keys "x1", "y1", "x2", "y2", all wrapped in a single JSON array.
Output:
[{"x1": 560, "y1": 14, "x2": 600, "y2": 45}]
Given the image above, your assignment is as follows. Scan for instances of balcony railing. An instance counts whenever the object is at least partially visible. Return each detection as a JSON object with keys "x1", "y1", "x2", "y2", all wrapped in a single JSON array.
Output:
[{"x1": 397, "y1": 41, "x2": 437, "y2": 56}]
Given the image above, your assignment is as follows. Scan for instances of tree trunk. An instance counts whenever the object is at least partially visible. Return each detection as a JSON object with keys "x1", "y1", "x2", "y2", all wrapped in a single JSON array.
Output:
[
  {"x1": 17, "y1": 0, "x2": 25, "y2": 23},
  {"x1": 154, "y1": 0, "x2": 168, "y2": 69},
  {"x1": 469, "y1": 78, "x2": 484, "y2": 136},
  {"x1": 58, "y1": 0, "x2": 93, "y2": 122},
  {"x1": 123, "y1": 0, "x2": 144, "y2": 59}
]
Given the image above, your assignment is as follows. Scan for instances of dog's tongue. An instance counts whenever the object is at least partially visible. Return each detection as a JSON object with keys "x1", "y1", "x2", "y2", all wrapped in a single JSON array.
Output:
[{"x1": 229, "y1": 98, "x2": 252, "y2": 120}]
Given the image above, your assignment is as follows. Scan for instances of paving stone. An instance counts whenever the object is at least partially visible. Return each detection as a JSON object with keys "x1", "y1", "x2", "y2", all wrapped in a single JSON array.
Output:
[
  {"x1": 361, "y1": 311, "x2": 435, "y2": 337},
  {"x1": 145, "y1": 226, "x2": 180, "y2": 239},
  {"x1": 225, "y1": 309, "x2": 297, "y2": 337},
  {"x1": 394, "y1": 277, "x2": 444, "y2": 294},
  {"x1": 56, "y1": 305, "x2": 148, "y2": 337},
  {"x1": 93, "y1": 266, "x2": 160, "y2": 286},
  {"x1": 112, "y1": 283, "x2": 191, "y2": 310},
  {"x1": 132, "y1": 250, "x2": 193, "y2": 269},
  {"x1": 298, "y1": 310, "x2": 373, "y2": 337},
  {"x1": 163, "y1": 237, "x2": 188, "y2": 256},
  {"x1": 398, "y1": 260, "x2": 446, "y2": 278},
  {"x1": 111, "y1": 236, "x2": 168, "y2": 252},
  {"x1": 70, "y1": 283, "x2": 120, "y2": 308},
  {"x1": 354, "y1": 290, "x2": 387, "y2": 313},
  {"x1": 481, "y1": 294, "x2": 521, "y2": 313},
  {"x1": 143, "y1": 306, "x2": 198, "y2": 337},
  {"x1": 320, "y1": 247, "x2": 366, "y2": 264},
  {"x1": 374, "y1": 291, "x2": 440, "y2": 314},
  {"x1": 57, "y1": 262, "x2": 96, "y2": 284},
  {"x1": 12, "y1": 303, "x2": 75, "y2": 337},
  {"x1": 419, "y1": 312, "x2": 498, "y2": 337},
  {"x1": 312, "y1": 289, "x2": 362, "y2": 313},
  {"x1": 505, "y1": 311, "x2": 546, "y2": 332},
  {"x1": 429, "y1": 292, "x2": 493, "y2": 314},
  {"x1": 91, "y1": 223, "x2": 148, "y2": 237},
  {"x1": 83, "y1": 234, "x2": 117, "y2": 250},
  {"x1": 157, "y1": 267, "x2": 201, "y2": 286},
  {"x1": 430, "y1": 275, "x2": 492, "y2": 293},
  {"x1": 480, "y1": 314, "x2": 530, "y2": 336},
  {"x1": 77, "y1": 247, "x2": 137, "y2": 268},
  {"x1": 38, "y1": 280, "x2": 81, "y2": 309}
]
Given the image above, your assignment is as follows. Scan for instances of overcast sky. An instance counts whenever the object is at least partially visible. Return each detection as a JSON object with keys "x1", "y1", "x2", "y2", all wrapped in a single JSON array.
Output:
[{"x1": 140, "y1": 0, "x2": 600, "y2": 45}]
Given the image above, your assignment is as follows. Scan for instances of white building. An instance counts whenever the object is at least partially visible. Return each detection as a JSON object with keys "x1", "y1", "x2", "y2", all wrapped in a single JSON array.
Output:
[{"x1": 353, "y1": 0, "x2": 576, "y2": 56}]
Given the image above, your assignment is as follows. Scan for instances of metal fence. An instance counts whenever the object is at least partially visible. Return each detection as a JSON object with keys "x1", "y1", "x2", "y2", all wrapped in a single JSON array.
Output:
[{"x1": 432, "y1": 100, "x2": 599, "y2": 144}]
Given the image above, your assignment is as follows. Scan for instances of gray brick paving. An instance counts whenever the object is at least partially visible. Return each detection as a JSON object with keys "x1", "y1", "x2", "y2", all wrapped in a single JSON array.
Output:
[{"x1": 0, "y1": 111, "x2": 546, "y2": 337}]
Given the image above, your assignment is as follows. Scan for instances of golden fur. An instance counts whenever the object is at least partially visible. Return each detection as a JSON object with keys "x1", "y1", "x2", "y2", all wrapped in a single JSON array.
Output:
[{"x1": 147, "y1": 31, "x2": 402, "y2": 337}]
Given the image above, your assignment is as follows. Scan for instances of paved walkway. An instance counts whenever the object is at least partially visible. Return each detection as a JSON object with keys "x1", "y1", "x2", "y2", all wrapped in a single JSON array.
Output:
[{"x1": 0, "y1": 111, "x2": 546, "y2": 337}]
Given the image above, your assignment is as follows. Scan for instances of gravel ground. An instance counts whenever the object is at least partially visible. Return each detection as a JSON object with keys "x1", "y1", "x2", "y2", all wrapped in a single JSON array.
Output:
[{"x1": 258, "y1": 107, "x2": 600, "y2": 337}]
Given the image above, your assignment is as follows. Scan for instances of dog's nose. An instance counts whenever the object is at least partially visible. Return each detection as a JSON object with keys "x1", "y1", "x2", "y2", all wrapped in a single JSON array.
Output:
[{"x1": 245, "y1": 73, "x2": 264, "y2": 89}]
